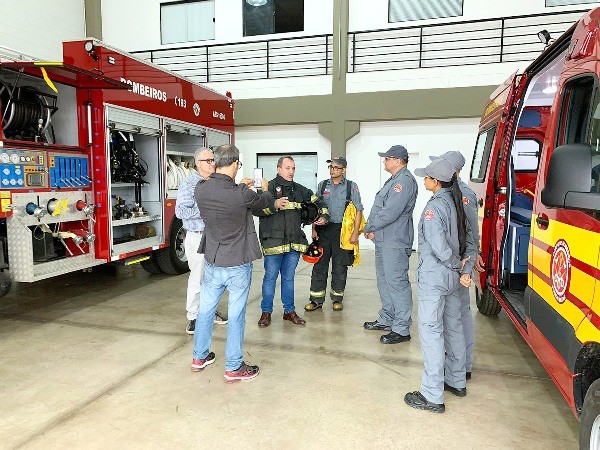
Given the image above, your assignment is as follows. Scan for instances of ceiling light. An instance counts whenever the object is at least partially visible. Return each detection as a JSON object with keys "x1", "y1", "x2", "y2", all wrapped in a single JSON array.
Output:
[{"x1": 246, "y1": 0, "x2": 268, "y2": 6}]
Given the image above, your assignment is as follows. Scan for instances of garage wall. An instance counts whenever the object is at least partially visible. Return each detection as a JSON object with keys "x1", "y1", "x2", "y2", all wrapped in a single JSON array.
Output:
[
  {"x1": 346, "y1": 118, "x2": 481, "y2": 248},
  {"x1": 0, "y1": 0, "x2": 85, "y2": 61}
]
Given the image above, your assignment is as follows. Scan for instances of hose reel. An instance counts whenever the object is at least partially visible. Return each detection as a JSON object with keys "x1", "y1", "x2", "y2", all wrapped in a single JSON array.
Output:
[{"x1": 0, "y1": 79, "x2": 57, "y2": 143}]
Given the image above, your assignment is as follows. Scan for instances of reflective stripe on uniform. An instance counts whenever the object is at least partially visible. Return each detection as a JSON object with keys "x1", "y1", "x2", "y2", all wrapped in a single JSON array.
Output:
[
  {"x1": 263, "y1": 208, "x2": 273, "y2": 215},
  {"x1": 263, "y1": 243, "x2": 309, "y2": 255},
  {"x1": 281, "y1": 202, "x2": 302, "y2": 210},
  {"x1": 310, "y1": 290, "x2": 326, "y2": 298},
  {"x1": 331, "y1": 289, "x2": 344, "y2": 297}
]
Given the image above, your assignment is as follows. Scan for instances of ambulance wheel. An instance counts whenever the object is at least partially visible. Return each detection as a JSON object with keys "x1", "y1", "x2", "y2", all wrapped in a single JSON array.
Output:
[
  {"x1": 156, "y1": 218, "x2": 189, "y2": 275},
  {"x1": 140, "y1": 252, "x2": 163, "y2": 274},
  {"x1": 0, "y1": 271, "x2": 10, "y2": 297},
  {"x1": 579, "y1": 378, "x2": 600, "y2": 450},
  {"x1": 476, "y1": 286, "x2": 501, "y2": 316}
]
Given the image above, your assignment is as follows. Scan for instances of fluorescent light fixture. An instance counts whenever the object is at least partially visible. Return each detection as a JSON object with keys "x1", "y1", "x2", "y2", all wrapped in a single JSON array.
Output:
[{"x1": 246, "y1": 0, "x2": 268, "y2": 5}]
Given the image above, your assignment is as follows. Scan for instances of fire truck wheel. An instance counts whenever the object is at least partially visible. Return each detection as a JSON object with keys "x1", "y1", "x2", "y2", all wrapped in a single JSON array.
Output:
[
  {"x1": 155, "y1": 218, "x2": 189, "y2": 275},
  {"x1": 475, "y1": 286, "x2": 502, "y2": 316},
  {"x1": 140, "y1": 252, "x2": 164, "y2": 274},
  {"x1": 0, "y1": 271, "x2": 10, "y2": 297},
  {"x1": 580, "y1": 378, "x2": 600, "y2": 450}
]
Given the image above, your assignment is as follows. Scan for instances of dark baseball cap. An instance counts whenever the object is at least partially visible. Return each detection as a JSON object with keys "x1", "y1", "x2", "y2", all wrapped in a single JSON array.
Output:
[
  {"x1": 429, "y1": 151, "x2": 466, "y2": 171},
  {"x1": 326, "y1": 156, "x2": 347, "y2": 167},
  {"x1": 414, "y1": 158, "x2": 455, "y2": 182},
  {"x1": 378, "y1": 145, "x2": 409, "y2": 160}
]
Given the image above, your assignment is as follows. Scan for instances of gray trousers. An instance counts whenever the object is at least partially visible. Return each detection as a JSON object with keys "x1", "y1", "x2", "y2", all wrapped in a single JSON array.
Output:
[
  {"x1": 418, "y1": 285, "x2": 465, "y2": 405},
  {"x1": 375, "y1": 244, "x2": 412, "y2": 336},
  {"x1": 443, "y1": 292, "x2": 467, "y2": 390},
  {"x1": 457, "y1": 285, "x2": 475, "y2": 372}
]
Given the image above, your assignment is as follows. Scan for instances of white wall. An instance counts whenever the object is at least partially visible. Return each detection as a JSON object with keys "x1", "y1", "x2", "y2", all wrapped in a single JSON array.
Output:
[
  {"x1": 101, "y1": 0, "x2": 333, "y2": 51},
  {"x1": 349, "y1": 0, "x2": 600, "y2": 31},
  {"x1": 206, "y1": 75, "x2": 332, "y2": 99},
  {"x1": 346, "y1": 118, "x2": 481, "y2": 248},
  {"x1": 0, "y1": 0, "x2": 85, "y2": 61}
]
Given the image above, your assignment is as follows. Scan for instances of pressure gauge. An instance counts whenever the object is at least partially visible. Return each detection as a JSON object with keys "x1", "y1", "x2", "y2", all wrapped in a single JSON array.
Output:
[
  {"x1": 10, "y1": 153, "x2": 19, "y2": 164},
  {"x1": 0, "y1": 153, "x2": 9, "y2": 164}
]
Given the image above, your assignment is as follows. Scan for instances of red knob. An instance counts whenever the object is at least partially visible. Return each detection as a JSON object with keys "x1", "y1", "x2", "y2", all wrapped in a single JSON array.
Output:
[{"x1": 76, "y1": 200, "x2": 87, "y2": 211}]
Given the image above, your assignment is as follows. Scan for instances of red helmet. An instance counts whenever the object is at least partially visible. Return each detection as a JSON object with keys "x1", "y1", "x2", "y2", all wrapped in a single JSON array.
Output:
[{"x1": 302, "y1": 240, "x2": 323, "y2": 264}]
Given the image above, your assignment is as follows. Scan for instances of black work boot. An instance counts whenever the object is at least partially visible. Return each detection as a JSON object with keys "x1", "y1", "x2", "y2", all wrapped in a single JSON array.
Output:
[
  {"x1": 380, "y1": 331, "x2": 411, "y2": 344},
  {"x1": 404, "y1": 391, "x2": 445, "y2": 413}
]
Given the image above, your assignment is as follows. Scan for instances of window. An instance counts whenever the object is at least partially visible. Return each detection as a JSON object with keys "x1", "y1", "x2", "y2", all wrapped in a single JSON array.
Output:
[
  {"x1": 161, "y1": 1, "x2": 215, "y2": 45},
  {"x1": 256, "y1": 153, "x2": 317, "y2": 192},
  {"x1": 557, "y1": 76, "x2": 594, "y2": 147},
  {"x1": 243, "y1": 0, "x2": 304, "y2": 37},
  {"x1": 546, "y1": 0, "x2": 597, "y2": 7},
  {"x1": 557, "y1": 75, "x2": 600, "y2": 193},
  {"x1": 517, "y1": 109, "x2": 542, "y2": 129},
  {"x1": 389, "y1": 0, "x2": 463, "y2": 23},
  {"x1": 470, "y1": 126, "x2": 496, "y2": 182},
  {"x1": 512, "y1": 139, "x2": 541, "y2": 172}
]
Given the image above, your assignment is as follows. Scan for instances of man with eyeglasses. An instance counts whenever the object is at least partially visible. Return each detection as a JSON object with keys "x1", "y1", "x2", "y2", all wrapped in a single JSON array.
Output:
[
  {"x1": 363, "y1": 145, "x2": 418, "y2": 345},
  {"x1": 305, "y1": 156, "x2": 363, "y2": 311},
  {"x1": 175, "y1": 147, "x2": 227, "y2": 335}
]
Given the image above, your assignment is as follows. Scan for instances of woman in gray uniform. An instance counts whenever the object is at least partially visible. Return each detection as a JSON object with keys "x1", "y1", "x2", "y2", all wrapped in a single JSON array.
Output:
[{"x1": 404, "y1": 158, "x2": 476, "y2": 414}]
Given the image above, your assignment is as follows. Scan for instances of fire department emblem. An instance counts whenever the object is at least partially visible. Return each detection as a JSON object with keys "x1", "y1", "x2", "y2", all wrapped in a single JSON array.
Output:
[
  {"x1": 462, "y1": 197, "x2": 469, "y2": 205},
  {"x1": 424, "y1": 209, "x2": 434, "y2": 221},
  {"x1": 394, "y1": 184, "x2": 403, "y2": 192},
  {"x1": 324, "y1": 189, "x2": 331, "y2": 195},
  {"x1": 275, "y1": 186, "x2": 282, "y2": 195},
  {"x1": 193, "y1": 103, "x2": 201, "y2": 117},
  {"x1": 551, "y1": 239, "x2": 571, "y2": 304}
]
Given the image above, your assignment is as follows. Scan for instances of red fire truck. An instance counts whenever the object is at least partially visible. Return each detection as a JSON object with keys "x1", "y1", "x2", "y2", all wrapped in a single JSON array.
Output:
[
  {"x1": 0, "y1": 39, "x2": 234, "y2": 296},
  {"x1": 471, "y1": 7, "x2": 600, "y2": 448}
]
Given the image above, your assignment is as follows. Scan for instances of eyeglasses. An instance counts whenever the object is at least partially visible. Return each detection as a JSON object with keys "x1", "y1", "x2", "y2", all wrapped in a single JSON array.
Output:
[
  {"x1": 237, "y1": 160, "x2": 243, "y2": 168},
  {"x1": 328, "y1": 165, "x2": 344, "y2": 170},
  {"x1": 198, "y1": 159, "x2": 215, "y2": 164}
]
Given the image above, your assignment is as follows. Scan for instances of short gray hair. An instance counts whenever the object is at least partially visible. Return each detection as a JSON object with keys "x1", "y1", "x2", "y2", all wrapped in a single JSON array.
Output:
[
  {"x1": 194, "y1": 147, "x2": 212, "y2": 160},
  {"x1": 214, "y1": 144, "x2": 240, "y2": 168}
]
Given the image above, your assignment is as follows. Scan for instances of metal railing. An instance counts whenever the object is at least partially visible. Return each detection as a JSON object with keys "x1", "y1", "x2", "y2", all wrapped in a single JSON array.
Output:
[
  {"x1": 349, "y1": 9, "x2": 586, "y2": 73},
  {"x1": 130, "y1": 9, "x2": 588, "y2": 83},
  {"x1": 131, "y1": 34, "x2": 333, "y2": 84}
]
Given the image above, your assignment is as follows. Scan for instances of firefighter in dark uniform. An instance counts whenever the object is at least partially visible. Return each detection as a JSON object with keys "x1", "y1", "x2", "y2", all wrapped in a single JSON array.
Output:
[
  {"x1": 305, "y1": 156, "x2": 363, "y2": 311},
  {"x1": 253, "y1": 156, "x2": 330, "y2": 328}
]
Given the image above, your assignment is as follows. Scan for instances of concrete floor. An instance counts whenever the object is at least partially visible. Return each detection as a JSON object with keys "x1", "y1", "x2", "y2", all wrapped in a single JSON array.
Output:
[{"x1": 0, "y1": 250, "x2": 579, "y2": 449}]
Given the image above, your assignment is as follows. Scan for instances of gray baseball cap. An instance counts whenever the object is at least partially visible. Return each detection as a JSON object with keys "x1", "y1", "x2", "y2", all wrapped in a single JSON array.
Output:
[
  {"x1": 326, "y1": 156, "x2": 347, "y2": 167},
  {"x1": 414, "y1": 158, "x2": 455, "y2": 182},
  {"x1": 378, "y1": 145, "x2": 409, "y2": 160},
  {"x1": 429, "y1": 151, "x2": 466, "y2": 171}
]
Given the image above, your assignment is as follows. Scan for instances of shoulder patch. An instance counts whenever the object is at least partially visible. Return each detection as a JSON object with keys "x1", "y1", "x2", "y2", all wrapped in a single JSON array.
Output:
[
  {"x1": 324, "y1": 188, "x2": 331, "y2": 195},
  {"x1": 394, "y1": 184, "x2": 403, "y2": 192},
  {"x1": 424, "y1": 209, "x2": 435, "y2": 221},
  {"x1": 462, "y1": 197, "x2": 469, "y2": 205},
  {"x1": 354, "y1": 184, "x2": 359, "y2": 192}
]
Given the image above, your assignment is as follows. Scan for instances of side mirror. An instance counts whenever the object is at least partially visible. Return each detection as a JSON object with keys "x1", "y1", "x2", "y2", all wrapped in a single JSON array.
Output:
[{"x1": 541, "y1": 143, "x2": 599, "y2": 211}]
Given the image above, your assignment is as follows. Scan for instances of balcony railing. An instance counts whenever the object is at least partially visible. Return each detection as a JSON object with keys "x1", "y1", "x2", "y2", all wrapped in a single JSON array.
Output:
[
  {"x1": 131, "y1": 9, "x2": 588, "y2": 83},
  {"x1": 349, "y1": 9, "x2": 586, "y2": 72},
  {"x1": 131, "y1": 34, "x2": 333, "y2": 84}
]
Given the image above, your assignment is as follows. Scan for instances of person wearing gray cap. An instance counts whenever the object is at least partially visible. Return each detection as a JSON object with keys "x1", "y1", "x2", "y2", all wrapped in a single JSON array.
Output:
[
  {"x1": 431, "y1": 151, "x2": 482, "y2": 381},
  {"x1": 363, "y1": 145, "x2": 418, "y2": 344},
  {"x1": 404, "y1": 158, "x2": 477, "y2": 413},
  {"x1": 306, "y1": 156, "x2": 363, "y2": 311}
]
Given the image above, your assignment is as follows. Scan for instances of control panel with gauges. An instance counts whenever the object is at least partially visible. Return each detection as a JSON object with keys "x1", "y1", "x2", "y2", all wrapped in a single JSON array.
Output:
[{"x1": 0, "y1": 148, "x2": 47, "y2": 188}]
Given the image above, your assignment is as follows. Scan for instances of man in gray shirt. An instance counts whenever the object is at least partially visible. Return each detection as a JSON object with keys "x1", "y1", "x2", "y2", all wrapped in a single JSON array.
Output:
[
  {"x1": 306, "y1": 156, "x2": 363, "y2": 311},
  {"x1": 363, "y1": 145, "x2": 418, "y2": 344}
]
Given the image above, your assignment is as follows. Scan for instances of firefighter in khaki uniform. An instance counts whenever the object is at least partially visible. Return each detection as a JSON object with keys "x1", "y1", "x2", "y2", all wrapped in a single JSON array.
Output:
[
  {"x1": 363, "y1": 145, "x2": 418, "y2": 345},
  {"x1": 305, "y1": 156, "x2": 363, "y2": 311}
]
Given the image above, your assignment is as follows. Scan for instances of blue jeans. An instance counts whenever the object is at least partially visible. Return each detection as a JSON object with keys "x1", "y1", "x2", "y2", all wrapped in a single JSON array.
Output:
[
  {"x1": 193, "y1": 262, "x2": 252, "y2": 371},
  {"x1": 261, "y1": 250, "x2": 300, "y2": 314}
]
